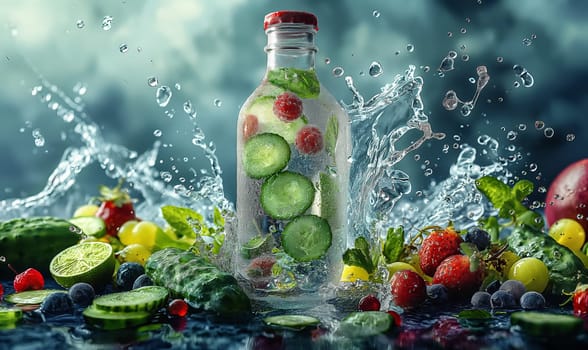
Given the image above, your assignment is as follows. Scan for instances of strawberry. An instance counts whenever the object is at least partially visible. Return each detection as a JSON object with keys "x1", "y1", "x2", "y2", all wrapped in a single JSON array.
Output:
[
  {"x1": 273, "y1": 92, "x2": 303, "y2": 122},
  {"x1": 390, "y1": 270, "x2": 427, "y2": 309},
  {"x1": 295, "y1": 125, "x2": 323, "y2": 154},
  {"x1": 95, "y1": 179, "x2": 137, "y2": 236},
  {"x1": 246, "y1": 254, "x2": 276, "y2": 278},
  {"x1": 418, "y1": 228, "x2": 463, "y2": 276},
  {"x1": 432, "y1": 254, "x2": 485, "y2": 298},
  {"x1": 14, "y1": 268, "x2": 44, "y2": 292},
  {"x1": 573, "y1": 284, "x2": 588, "y2": 318}
]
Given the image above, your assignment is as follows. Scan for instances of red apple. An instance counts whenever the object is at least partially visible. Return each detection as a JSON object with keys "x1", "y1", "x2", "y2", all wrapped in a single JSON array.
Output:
[{"x1": 545, "y1": 159, "x2": 588, "y2": 232}]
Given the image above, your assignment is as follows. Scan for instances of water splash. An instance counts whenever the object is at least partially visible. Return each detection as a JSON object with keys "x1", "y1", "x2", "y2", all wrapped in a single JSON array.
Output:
[{"x1": 442, "y1": 66, "x2": 490, "y2": 116}]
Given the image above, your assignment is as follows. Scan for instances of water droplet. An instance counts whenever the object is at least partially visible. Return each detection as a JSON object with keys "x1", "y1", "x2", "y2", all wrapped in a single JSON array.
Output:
[
  {"x1": 156, "y1": 86, "x2": 172, "y2": 107},
  {"x1": 461, "y1": 55, "x2": 469, "y2": 61},
  {"x1": 414, "y1": 154, "x2": 421, "y2": 161},
  {"x1": 518, "y1": 123, "x2": 527, "y2": 131},
  {"x1": 496, "y1": 56, "x2": 504, "y2": 63},
  {"x1": 442, "y1": 90, "x2": 459, "y2": 110},
  {"x1": 468, "y1": 77, "x2": 476, "y2": 84},
  {"x1": 497, "y1": 97, "x2": 504, "y2": 103},
  {"x1": 544, "y1": 127, "x2": 554, "y2": 138},
  {"x1": 520, "y1": 72, "x2": 534, "y2": 87},
  {"x1": 153, "y1": 129, "x2": 162, "y2": 137},
  {"x1": 460, "y1": 103, "x2": 472, "y2": 117},
  {"x1": 513, "y1": 64, "x2": 526, "y2": 76},
  {"x1": 160, "y1": 171, "x2": 173, "y2": 183},
  {"x1": 32, "y1": 129, "x2": 45, "y2": 147},
  {"x1": 513, "y1": 81, "x2": 520, "y2": 88},
  {"x1": 460, "y1": 28, "x2": 467, "y2": 34},
  {"x1": 566, "y1": 133, "x2": 575, "y2": 142},
  {"x1": 73, "y1": 82, "x2": 87, "y2": 96},
  {"x1": 175, "y1": 83, "x2": 181, "y2": 90},
  {"x1": 439, "y1": 57, "x2": 454, "y2": 72},
  {"x1": 506, "y1": 131, "x2": 517, "y2": 140},
  {"x1": 538, "y1": 186, "x2": 546, "y2": 193},
  {"x1": 534, "y1": 120, "x2": 545, "y2": 130},
  {"x1": 368, "y1": 61, "x2": 383, "y2": 77},
  {"x1": 137, "y1": 47, "x2": 142, "y2": 53},
  {"x1": 213, "y1": 99, "x2": 222, "y2": 107},
  {"x1": 324, "y1": 58, "x2": 331, "y2": 65},
  {"x1": 62, "y1": 111, "x2": 75, "y2": 123},
  {"x1": 76, "y1": 20, "x2": 85, "y2": 29},
  {"x1": 102, "y1": 16, "x2": 113, "y2": 31},
  {"x1": 119, "y1": 43, "x2": 128, "y2": 53},
  {"x1": 183, "y1": 100, "x2": 195, "y2": 115},
  {"x1": 453, "y1": 134, "x2": 461, "y2": 142},
  {"x1": 522, "y1": 37, "x2": 532, "y2": 46},
  {"x1": 147, "y1": 76, "x2": 158, "y2": 87},
  {"x1": 406, "y1": 44, "x2": 414, "y2": 52},
  {"x1": 423, "y1": 66, "x2": 430, "y2": 72},
  {"x1": 448, "y1": 51, "x2": 458, "y2": 59},
  {"x1": 529, "y1": 163, "x2": 538, "y2": 172},
  {"x1": 372, "y1": 10, "x2": 380, "y2": 18},
  {"x1": 332, "y1": 67, "x2": 344, "y2": 77}
]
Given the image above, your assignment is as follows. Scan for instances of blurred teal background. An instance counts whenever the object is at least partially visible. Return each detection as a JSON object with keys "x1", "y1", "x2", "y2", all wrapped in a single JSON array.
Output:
[{"x1": 1, "y1": 0, "x2": 586, "y2": 204}]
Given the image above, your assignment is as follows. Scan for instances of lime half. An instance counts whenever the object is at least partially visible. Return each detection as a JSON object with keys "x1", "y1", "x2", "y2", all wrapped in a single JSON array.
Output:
[{"x1": 50, "y1": 242, "x2": 116, "y2": 288}]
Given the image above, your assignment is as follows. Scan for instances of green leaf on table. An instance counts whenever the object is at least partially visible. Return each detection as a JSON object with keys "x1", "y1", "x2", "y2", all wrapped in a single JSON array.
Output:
[
  {"x1": 383, "y1": 227, "x2": 404, "y2": 263},
  {"x1": 458, "y1": 309, "x2": 492, "y2": 320},
  {"x1": 267, "y1": 68, "x2": 320, "y2": 99}
]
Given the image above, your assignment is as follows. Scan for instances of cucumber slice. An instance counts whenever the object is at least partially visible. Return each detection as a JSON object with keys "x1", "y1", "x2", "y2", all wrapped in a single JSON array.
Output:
[
  {"x1": 0, "y1": 307, "x2": 23, "y2": 323},
  {"x1": 243, "y1": 133, "x2": 291, "y2": 179},
  {"x1": 241, "y1": 234, "x2": 273, "y2": 259},
  {"x1": 83, "y1": 304, "x2": 152, "y2": 330},
  {"x1": 336, "y1": 311, "x2": 394, "y2": 337},
  {"x1": 281, "y1": 215, "x2": 332, "y2": 262},
  {"x1": 246, "y1": 96, "x2": 308, "y2": 144},
  {"x1": 92, "y1": 286, "x2": 169, "y2": 313},
  {"x1": 510, "y1": 311, "x2": 583, "y2": 337},
  {"x1": 4, "y1": 289, "x2": 67, "y2": 305},
  {"x1": 319, "y1": 172, "x2": 338, "y2": 221},
  {"x1": 69, "y1": 216, "x2": 107, "y2": 238},
  {"x1": 261, "y1": 171, "x2": 315, "y2": 220},
  {"x1": 263, "y1": 314, "x2": 320, "y2": 330}
]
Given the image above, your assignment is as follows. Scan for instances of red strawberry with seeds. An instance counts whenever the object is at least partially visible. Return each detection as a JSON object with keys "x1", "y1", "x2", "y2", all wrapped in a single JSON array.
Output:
[
  {"x1": 95, "y1": 179, "x2": 137, "y2": 236},
  {"x1": 13, "y1": 267, "x2": 44, "y2": 292},
  {"x1": 419, "y1": 228, "x2": 463, "y2": 276},
  {"x1": 273, "y1": 92, "x2": 303, "y2": 122},
  {"x1": 573, "y1": 284, "x2": 588, "y2": 318},
  {"x1": 432, "y1": 254, "x2": 485, "y2": 298},
  {"x1": 390, "y1": 270, "x2": 427, "y2": 309},
  {"x1": 296, "y1": 125, "x2": 323, "y2": 154}
]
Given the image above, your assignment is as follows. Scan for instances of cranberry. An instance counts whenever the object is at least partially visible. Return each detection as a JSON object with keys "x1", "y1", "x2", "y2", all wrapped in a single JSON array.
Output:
[
  {"x1": 273, "y1": 92, "x2": 303, "y2": 122},
  {"x1": 13, "y1": 268, "x2": 44, "y2": 292},
  {"x1": 358, "y1": 294, "x2": 381, "y2": 311},
  {"x1": 295, "y1": 125, "x2": 323, "y2": 154},
  {"x1": 168, "y1": 298, "x2": 189, "y2": 317}
]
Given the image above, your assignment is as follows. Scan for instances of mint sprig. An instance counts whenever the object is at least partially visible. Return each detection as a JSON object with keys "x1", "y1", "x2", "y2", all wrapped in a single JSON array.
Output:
[{"x1": 342, "y1": 237, "x2": 376, "y2": 274}]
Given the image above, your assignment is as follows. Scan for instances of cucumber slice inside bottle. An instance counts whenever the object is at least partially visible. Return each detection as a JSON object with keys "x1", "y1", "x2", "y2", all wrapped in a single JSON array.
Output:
[
  {"x1": 69, "y1": 216, "x2": 107, "y2": 238},
  {"x1": 92, "y1": 286, "x2": 169, "y2": 313},
  {"x1": 261, "y1": 171, "x2": 315, "y2": 220},
  {"x1": 510, "y1": 311, "x2": 583, "y2": 337},
  {"x1": 281, "y1": 215, "x2": 332, "y2": 262},
  {"x1": 243, "y1": 133, "x2": 290, "y2": 179},
  {"x1": 82, "y1": 305, "x2": 152, "y2": 330},
  {"x1": 263, "y1": 314, "x2": 320, "y2": 330}
]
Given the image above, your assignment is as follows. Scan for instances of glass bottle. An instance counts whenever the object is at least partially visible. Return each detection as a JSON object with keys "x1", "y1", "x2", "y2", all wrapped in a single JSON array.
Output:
[{"x1": 235, "y1": 11, "x2": 350, "y2": 309}]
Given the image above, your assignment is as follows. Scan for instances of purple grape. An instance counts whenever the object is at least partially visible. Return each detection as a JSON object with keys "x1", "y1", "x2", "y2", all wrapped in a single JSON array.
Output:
[{"x1": 490, "y1": 290, "x2": 516, "y2": 309}]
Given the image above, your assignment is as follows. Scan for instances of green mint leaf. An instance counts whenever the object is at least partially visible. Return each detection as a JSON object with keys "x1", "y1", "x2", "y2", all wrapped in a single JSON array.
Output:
[
  {"x1": 475, "y1": 176, "x2": 512, "y2": 210},
  {"x1": 161, "y1": 205, "x2": 204, "y2": 239},
  {"x1": 511, "y1": 179, "x2": 534, "y2": 202},
  {"x1": 342, "y1": 248, "x2": 374, "y2": 274},
  {"x1": 515, "y1": 210, "x2": 544, "y2": 230},
  {"x1": 458, "y1": 309, "x2": 492, "y2": 320},
  {"x1": 213, "y1": 207, "x2": 225, "y2": 228},
  {"x1": 267, "y1": 68, "x2": 320, "y2": 99},
  {"x1": 324, "y1": 115, "x2": 338, "y2": 158},
  {"x1": 383, "y1": 227, "x2": 404, "y2": 263},
  {"x1": 460, "y1": 242, "x2": 477, "y2": 257}
]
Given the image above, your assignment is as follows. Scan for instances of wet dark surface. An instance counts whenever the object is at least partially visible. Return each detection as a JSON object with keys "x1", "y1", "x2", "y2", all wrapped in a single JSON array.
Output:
[{"x1": 1, "y1": 279, "x2": 588, "y2": 350}]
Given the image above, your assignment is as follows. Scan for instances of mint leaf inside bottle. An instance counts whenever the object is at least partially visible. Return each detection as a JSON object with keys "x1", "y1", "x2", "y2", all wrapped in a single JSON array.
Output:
[{"x1": 267, "y1": 68, "x2": 320, "y2": 99}]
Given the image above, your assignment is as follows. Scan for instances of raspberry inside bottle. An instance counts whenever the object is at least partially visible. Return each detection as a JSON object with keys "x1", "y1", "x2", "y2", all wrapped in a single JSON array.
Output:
[{"x1": 236, "y1": 11, "x2": 350, "y2": 309}]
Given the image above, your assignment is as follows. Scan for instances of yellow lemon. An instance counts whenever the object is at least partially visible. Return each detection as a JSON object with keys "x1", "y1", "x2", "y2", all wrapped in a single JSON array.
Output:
[{"x1": 340, "y1": 265, "x2": 370, "y2": 282}]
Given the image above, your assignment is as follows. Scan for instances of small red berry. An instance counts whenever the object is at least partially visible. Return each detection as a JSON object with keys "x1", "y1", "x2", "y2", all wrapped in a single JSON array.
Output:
[
  {"x1": 390, "y1": 270, "x2": 427, "y2": 309},
  {"x1": 387, "y1": 310, "x2": 403, "y2": 327},
  {"x1": 246, "y1": 254, "x2": 276, "y2": 278},
  {"x1": 242, "y1": 114, "x2": 259, "y2": 140},
  {"x1": 168, "y1": 298, "x2": 189, "y2": 317},
  {"x1": 13, "y1": 268, "x2": 45, "y2": 292},
  {"x1": 295, "y1": 125, "x2": 323, "y2": 154},
  {"x1": 358, "y1": 294, "x2": 381, "y2": 311},
  {"x1": 573, "y1": 284, "x2": 588, "y2": 318},
  {"x1": 0, "y1": 283, "x2": 4, "y2": 298},
  {"x1": 273, "y1": 92, "x2": 303, "y2": 122}
]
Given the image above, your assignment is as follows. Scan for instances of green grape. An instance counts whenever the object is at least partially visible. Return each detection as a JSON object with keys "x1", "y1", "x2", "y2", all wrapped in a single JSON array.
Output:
[
  {"x1": 548, "y1": 218, "x2": 586, "y2": 252},
  {"x1": 508, "y1": 257, "x2": 549, "y2": 293}
]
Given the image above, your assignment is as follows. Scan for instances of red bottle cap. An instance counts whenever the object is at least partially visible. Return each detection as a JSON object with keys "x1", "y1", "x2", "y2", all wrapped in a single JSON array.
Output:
[{"x1": 264, "y1": 11, "x2": 318, "y2": 31}]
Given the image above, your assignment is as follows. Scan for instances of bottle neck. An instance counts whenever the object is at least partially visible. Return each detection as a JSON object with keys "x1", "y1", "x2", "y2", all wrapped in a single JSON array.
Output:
[{"x1": 265, "y1": 24, "x2": 317, "y2": 71}]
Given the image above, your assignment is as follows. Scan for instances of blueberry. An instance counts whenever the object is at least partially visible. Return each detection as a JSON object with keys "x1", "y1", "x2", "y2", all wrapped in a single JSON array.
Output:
[
  {"x1": 40, "y1": 292, "x2": 74, "y2": 316},
  {"x1": 426, "y1": 284, "x2": 449, "y2": 304},
  {"x1": 464, "y1": 227, "x2": 491, "y2": 251},
  {"x1": 519, "y1": 291, "x2": 546, "y2": 310},
  {"x1": 499, "y1": 280, "x2": 526, "y2": 301},
  {"x1": 132, "y1": 274, "x2": 153, "y2": 289},
  {"x1": 68, "y1": 282, "x2": 95, "y2": 307},
  {"x1": 471, "y1": 291, "x2": 491, "y2": 308},
  {"x1": 116, "y1": 262, "x2": 145, "y2": 291},
  {"x1": 485, "y1": 280, "x2": 501, "y2": 294},
  {"x1": 490, "y1": 290, "x2": 516, "y2": 309}
]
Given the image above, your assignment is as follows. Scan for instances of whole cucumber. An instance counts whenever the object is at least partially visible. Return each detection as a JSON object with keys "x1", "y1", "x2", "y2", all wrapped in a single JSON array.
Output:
[
  {"x1": 145, "y1": 248, "x2": 251, "y2": 320},
  {"x1": 0, "y1": 217, "x2": 81, "y2": 278}
]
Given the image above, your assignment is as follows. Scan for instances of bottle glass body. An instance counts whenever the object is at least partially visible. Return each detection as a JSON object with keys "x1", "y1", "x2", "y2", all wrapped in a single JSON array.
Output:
[{"x1": 235, "y1": 23, "x2": 350, "y2": 308}]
